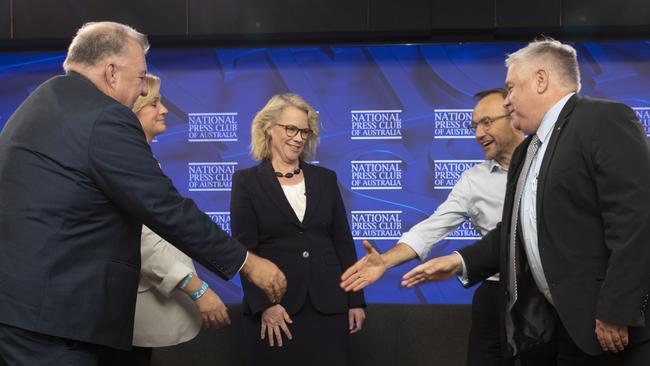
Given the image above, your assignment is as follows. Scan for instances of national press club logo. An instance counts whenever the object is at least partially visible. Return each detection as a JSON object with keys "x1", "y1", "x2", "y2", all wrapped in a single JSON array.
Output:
[
  {"x1": 350, "y1": 211, "x2": 402, "y2": 240},
  {"x1": 350, "y1": 160, "x2": 403, "y2": 190},
  {"x1": 206, "y1": 211, "x2": 231, "y2": 235},
  {"x1": 350, "y1": 110, "x2": 402, "y2": 139},
  {"x1": 633, "y1": 108, "x2": 650, "y2": 137},
  {"x1": 188, "y1": 162, "x2": 237, "y2": 191},
  {"x1": 445, "y1": 219, "x2": 482, "y2": 240},
  {"x1": 433, "y1": 160, "x2": 483, "y2": 189},
  {"x1": 433, "y1": 109, "x2": 474, "y2": 139},
  {"x1": 188, "y1": 113, "x2": 238, "y2": 142}
]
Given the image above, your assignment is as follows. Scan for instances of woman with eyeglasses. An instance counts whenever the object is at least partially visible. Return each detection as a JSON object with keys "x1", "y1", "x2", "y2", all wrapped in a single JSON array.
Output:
[{"x1": 231, "y1": 93, "x2": 366, "y2": 365}]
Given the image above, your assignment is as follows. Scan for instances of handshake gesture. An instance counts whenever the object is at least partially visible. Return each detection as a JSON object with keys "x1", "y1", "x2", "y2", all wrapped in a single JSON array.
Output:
[{"x1": 340, "y1": 240, "x2": 463, "y2": 292}]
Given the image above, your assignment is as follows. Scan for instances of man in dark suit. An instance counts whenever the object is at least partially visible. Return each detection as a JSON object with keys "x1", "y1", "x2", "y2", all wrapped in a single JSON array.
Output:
[
  {"x1": 0, "y1": 21, "x2": 286, "y2": 365},
  {"x1": 399, "y1": 38, "x2": 650, "y2": 365}
]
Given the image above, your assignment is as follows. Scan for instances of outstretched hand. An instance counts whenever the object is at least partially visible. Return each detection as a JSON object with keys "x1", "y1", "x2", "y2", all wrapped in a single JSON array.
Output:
[
  {"x1": 401, "y1": 253, "x2": 463, "y2": 288},
  {"x1": 341, "y1": 240, "x2": 387, "y2": 292}
]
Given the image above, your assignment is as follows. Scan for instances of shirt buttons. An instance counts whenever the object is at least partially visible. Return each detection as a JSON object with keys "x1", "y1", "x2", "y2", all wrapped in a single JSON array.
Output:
[{"x1": 302, "y1": 251, "x2": 310, "y2": 258}]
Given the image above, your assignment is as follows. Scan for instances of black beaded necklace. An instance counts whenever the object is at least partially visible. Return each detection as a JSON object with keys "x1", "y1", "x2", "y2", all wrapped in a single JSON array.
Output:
[{"x1": 274, "y1": 167, "x2": 301, "y2": 178}]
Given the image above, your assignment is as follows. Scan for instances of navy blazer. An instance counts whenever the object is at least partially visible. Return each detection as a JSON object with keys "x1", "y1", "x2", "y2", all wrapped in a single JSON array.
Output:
[
  {"x1": 460, "y1": 95, "x2": 650, "y2": 356},
  {"x1": 0, "y1": 72, "x2": 247, "y2": 349},
  {"x1": 230, "y1": 161, "x2": 365, "y2": 315}
]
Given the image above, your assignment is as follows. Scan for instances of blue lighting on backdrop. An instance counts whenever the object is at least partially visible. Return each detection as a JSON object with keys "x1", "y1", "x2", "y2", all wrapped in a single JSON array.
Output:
[{"x1": 1, "y1": 41, "x2": 649, "y2": 304}]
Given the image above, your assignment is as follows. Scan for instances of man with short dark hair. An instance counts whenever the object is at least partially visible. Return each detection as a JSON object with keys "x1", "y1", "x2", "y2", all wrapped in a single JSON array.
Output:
[
  {"x1": 0, "y1": 21, "x2": 286, "y2": 365},
  {"x1": 342, "y1": 88, "x2": 525, "y2": 365}
]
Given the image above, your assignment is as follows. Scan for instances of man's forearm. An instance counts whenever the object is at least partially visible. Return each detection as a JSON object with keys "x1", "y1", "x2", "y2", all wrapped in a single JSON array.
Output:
[{"x1": 382, "y1": 243, "x2": 418, "y2": 268}]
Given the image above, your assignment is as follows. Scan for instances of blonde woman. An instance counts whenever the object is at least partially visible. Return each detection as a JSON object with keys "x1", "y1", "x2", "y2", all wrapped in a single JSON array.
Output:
[
  {"x1": 99, "y1": 75, "x2": 230, "y2": 366},
  {"x1": 231, "y1": 93, "x2": 366, "y2": 365}
]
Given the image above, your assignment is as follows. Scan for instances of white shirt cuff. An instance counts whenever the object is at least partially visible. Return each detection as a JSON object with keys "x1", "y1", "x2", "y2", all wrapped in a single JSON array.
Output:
[
  {"x1": 453, "y1": 251, "x2": 470, "y2": 286},
  {"x1": 237, "y1": 251, "x2": 249, "y2": 274}
]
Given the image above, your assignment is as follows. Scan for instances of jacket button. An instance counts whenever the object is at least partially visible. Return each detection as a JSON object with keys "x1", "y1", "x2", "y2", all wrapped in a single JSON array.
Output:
[
  {"x1": 302, "y1": 251, "x2": 310, "y2": 258},
  {"x1": 298, "y1": 231, "x2": 304, "y2": 234}
]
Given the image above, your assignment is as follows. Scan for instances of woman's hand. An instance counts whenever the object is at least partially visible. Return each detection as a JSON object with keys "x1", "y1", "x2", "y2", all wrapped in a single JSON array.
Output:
[
  {"x1": 348, "y1": 308, "x2": 366, "y2": 334},
  {"x1": 194, "y1": 288, "x2": 230, "y2": 329},
  {"x1": 261, "y1": 304, "x2": 293, "y2": 347}
]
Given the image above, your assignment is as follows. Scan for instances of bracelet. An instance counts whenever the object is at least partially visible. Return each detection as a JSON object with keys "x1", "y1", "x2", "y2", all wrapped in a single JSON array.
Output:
[
  {"x1": 190, "y1": 281, "x2": 209, "y2": 301},
  {"x1": 179, "y1": 272, "x2": 194, "y2": 290}
]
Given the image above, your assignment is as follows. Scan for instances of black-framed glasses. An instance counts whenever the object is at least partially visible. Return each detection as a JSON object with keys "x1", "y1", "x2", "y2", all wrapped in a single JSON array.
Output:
[
  {"x1": 469, "y1": 113, "x2": 511, "y2": 131},
  {"x1": 275, "y1": 123, "x2": 314, "y2": 139}
]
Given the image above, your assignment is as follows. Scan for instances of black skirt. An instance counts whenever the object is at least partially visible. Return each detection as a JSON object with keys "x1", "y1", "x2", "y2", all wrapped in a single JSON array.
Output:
[{"x1": 243, "y1": 295, "x2": 349, "y2": 366}]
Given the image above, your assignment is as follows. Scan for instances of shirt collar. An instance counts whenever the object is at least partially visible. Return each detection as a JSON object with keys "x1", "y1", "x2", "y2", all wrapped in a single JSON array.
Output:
[
  {"x1": 536, "y1": 92, "x2": 574, "y2": 144},
  {"x1": 487, "y1": 159, "x2": 507, "y2": 173}
]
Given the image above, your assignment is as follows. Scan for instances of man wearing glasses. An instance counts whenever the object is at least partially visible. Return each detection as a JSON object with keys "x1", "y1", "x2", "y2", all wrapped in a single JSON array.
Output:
[{"x1": 342, "y1": 88, "x2": 531, "y2": 365}]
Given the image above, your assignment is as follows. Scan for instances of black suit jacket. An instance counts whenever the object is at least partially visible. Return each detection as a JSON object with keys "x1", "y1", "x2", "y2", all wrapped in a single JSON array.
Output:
[
  {"x1": 0, "y1": 72, "x2": 247, "y2": 349},
  {"x1": 230, "y1": 161, "x2": 365, "y2": 315},
  {"x1": 460, "y1": 95, "x2": 650, "y2": 355}
]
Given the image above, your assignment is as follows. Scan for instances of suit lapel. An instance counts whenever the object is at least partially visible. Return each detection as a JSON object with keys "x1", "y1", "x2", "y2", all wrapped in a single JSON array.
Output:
[
  {"x1": 301, "y1": 162, "x2": 321, "y2": 225},
  {"x1": 256, "y1": 161, "x2": 303, "y2": 227},
  {"x1": 536, "y1": 94, "x2": 578, "y2": 223}
]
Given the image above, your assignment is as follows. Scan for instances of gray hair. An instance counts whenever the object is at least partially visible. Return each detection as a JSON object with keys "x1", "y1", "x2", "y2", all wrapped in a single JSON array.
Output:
[
  {"x1": 63, "y1": 21, "x2": 149, "y2": 72},
  {"x1": 506, "y1": 37, "x2": 581, "y2": 93}
]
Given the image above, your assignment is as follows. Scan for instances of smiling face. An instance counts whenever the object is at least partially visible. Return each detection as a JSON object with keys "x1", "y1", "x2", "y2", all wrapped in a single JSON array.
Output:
[
  {"x1": 473, "y1": 93, "x2": 523, "y2": 165},
  {"x1": 135, "y1": 95, "x2": 168, "y2": 144},
  {"x1": 268, "y1": 106, "x2": 310, "y2": 166}
]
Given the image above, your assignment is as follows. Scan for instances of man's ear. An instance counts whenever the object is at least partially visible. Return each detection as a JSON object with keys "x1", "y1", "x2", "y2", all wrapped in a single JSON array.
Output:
[
  {"x1": 535, "y1": 69, "x2": 549, "y2": 94},
  {"x1": 103, "y1": 62, "x2": 118, "y2": 89}
]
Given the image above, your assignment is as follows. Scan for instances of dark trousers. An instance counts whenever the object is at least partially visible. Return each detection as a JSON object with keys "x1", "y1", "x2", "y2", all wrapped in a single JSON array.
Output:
[
  {"x1": 98, "y1": 346, "x2": 152, "y2": 366},
  {"x1": 467, "y1": 281, "x2": 557, "y2": 366},
  {"x1": 467, "y1": 280, "x2": 503, "y2": 366},
  {"x1": 0, "y1": 323, "x2": 106, "y2": 366},
  {"x1": 509, "y1": 317, "x2": 650, "y2": 366},
  {"x1": 555, "y1": 321, "x2": 650, "y2": 366}
]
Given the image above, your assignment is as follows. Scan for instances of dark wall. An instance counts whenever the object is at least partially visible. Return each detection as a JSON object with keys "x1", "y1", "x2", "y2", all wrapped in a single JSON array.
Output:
[
  {"x1": 12, "y1": 0, "x2": 187, "y2": 38},
  {"x1": 0, "y1": 0, "x2": 10, "y2": 38},
  {"x1": 189, "y1": 0, "x2": 368, "y2": 35},
  {"x1": 2, "y1": 0, "x2": 650, "y2": 45},
  {"x1": 563, "y1": 0, "x2": 650, "y2": 26}
]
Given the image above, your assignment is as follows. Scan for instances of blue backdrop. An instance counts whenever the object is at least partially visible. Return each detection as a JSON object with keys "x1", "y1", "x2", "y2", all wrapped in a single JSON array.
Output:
[{"x1": 1, "y1": 41, "x2": 649, "y2": 304}]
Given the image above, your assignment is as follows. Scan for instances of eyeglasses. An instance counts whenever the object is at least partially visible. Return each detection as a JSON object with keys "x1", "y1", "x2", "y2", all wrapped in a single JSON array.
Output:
[
  {"x1": 275, "y1": 123, "x2": 314, "y2": 139},
  {"x1": 469, "y1": 113, "x2": 511, "y2": 131}
]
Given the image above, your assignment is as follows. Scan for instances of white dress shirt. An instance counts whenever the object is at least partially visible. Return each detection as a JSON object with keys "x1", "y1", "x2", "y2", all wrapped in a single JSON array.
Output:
[
  {"x1": 401, "y1": 160, "x2": 508, "y2": 281},
  {"x1": 520, "y1": 92, "x2": 574, "y2": 305},
  {"x1": 281, "y1": 180, "x2": 306, "y2": 222}
]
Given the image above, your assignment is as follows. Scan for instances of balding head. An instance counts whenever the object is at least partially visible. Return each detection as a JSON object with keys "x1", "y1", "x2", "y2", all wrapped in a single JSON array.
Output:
[
  {"x1": 63, "y1": 22, "x2": 149, "y2": 108},
  {"x1": 63, "y1": 21, "x2": 149, "y2": 72}
]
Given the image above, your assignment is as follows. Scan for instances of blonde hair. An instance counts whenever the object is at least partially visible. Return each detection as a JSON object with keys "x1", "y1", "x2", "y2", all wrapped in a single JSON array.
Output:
[
  {"x1": 250, "y1": 93, "x2": 320, "y2": 161},
  {"x1": 132, "y1": 75, "x2": 161, "y2": 114},
  {"x1": 63, "y1": 21, "x2": 149, "y2": 72}
]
